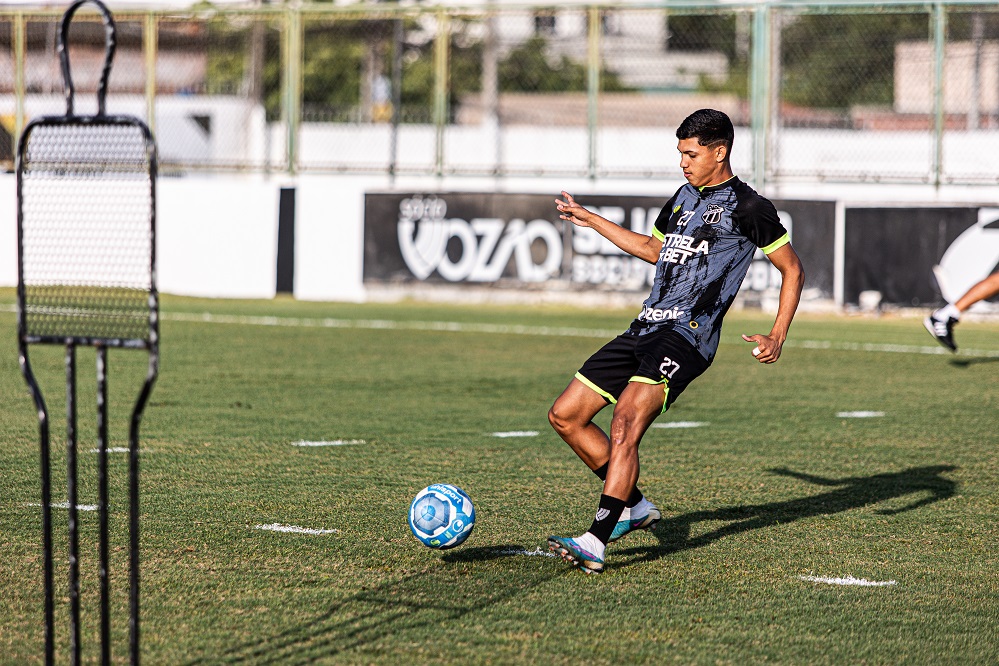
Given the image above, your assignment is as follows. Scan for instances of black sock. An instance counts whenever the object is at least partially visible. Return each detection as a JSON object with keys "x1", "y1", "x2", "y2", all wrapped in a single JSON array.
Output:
[
  {"x1": 591, "y1": 464, "x2": 643, "y2": 508},
  {"x1": 588, "y1": 494, "x2": 627, "y2": 545},
  {"x1": 626, "y1": 486, "x2": 644, "y2": 508}
]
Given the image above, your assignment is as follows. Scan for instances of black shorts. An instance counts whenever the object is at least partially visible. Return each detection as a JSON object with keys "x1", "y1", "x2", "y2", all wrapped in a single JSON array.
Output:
[{"x1": 575, "y1": 326, "x2": 711, "y2": 412}]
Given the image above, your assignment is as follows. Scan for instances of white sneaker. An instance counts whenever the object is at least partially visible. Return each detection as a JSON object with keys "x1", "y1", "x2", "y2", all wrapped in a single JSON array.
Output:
[{"x1": 924, "y1": 312, "x2": 958, "y2": 352}]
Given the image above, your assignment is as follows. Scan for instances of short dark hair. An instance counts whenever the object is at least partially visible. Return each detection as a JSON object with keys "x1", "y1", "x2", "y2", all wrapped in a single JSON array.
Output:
[{"x1": 676, "y1": 109, "x2": 734, "y2": 151}]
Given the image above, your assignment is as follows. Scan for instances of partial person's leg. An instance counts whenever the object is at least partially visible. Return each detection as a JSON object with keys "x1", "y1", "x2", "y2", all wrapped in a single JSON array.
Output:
[
  {"x1": 589, "y1": 381, "x2": 665, "y2": 536},
  {"x1": 549, "y1": 378, "x2": 649, "y2": 506},
  {"x1": 603, "y1": 382, "x2": 665, "y2": 499},
  {"x1": 547, "y1": 381, "x2": 665, "y2": 574},
  {"x1": 956, "y1": 271, "x2": 999, "y2": 312},
  {"x1": 927, "y1": 271, "x2": 999, "y2": 351},
  {"x1": 548, "y1": 379, "x2": 612, "y2": 470}
]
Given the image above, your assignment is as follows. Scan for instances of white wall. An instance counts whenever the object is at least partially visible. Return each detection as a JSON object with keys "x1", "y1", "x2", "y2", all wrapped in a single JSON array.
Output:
[
  {"x1": 1, "y1": 173, "x2": 281, "y2": 299},
  {"x1": 156, "y1": 175, "x2": 280, "y2": 298},
  {"x1": 3, "y1": 166, "x2": 996, "y2": 304},
  {"x1": 0, "y1": 178, "x2": 16, "y2": 288},
  {"x1": 295, "y1": 174, "x2": 371, "y2": 302}
]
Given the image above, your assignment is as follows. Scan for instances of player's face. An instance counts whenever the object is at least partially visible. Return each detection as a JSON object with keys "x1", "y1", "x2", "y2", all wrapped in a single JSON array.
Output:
[{"x1": 677, "y1": 138, "x2": 726, "y2": 188}]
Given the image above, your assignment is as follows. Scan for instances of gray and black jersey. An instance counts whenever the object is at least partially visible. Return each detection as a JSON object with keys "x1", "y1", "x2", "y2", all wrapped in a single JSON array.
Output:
[{"x1": 633, "y1": 177, "x2": 789, "y2": 362}]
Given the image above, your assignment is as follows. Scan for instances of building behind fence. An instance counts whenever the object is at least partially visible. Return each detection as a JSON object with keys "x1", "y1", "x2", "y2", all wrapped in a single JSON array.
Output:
[{"x1": 2, "y1": 0, "x2": 999, "y2": 187}]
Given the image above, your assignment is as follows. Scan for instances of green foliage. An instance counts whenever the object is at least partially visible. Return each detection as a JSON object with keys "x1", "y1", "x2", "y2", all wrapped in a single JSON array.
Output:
[
  {"x1": 192, "y1": 10, "x2": 999, "y2": 122},
  {"x1": 668, "y1": 13, "x2": 742, "y2": 62},
  {"x1": 399, "y1": 40, "x2": 482, "y2": 121},
  {"x1": 204, "y1": 46, "x2": 243, "y2": 96},
  {"x1": 781, "y1": 13, "x2": 929, "y2": 109},
  {"x1": 203, "y1": 22, "x2": 250, "y2": 95},
  {"x1": 674, "y1": 13, "x2": 751, "y2": 99},
  {"x1": 400, "y1": 35, "x2": 631, "y2": 116},
  {"x1": 698, "y1": 58, "x2": 749, "y2": 98},
  {"x1": 499, "y1": 36, "x2": 585, "y2": 92},
  {"x1": 499, "y1": 36, "x2": 630, "y2": 93},
  {"x1": 203, "y1": 20, "x2": 283, "y2": 121},
  {"x1": 301, "y1": 36, "x2": 366, "y2": 108},
  {"x1": 207, "y1": 23, "x2": 632, "y2": 123}
]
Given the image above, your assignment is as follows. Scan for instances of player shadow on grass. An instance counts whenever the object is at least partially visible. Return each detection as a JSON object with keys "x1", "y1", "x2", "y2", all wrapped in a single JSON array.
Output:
[
  {"x1": 949, "y1": 356, "x2": 999, "y2": 367},
  {"x1": 613, "y1": 465, "x2": 958, "y2": 568},
  {"x1": 186, "y1": 545, "x2": 562, "y2": 665}
]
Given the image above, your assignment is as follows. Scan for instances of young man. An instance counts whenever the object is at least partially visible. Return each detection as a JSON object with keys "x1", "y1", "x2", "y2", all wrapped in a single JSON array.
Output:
[
  {"x1": 546, "y1": 109, "x2": 805, "y2": 574},
  {"x1": 925, "y1": 271, "x2": 999, "y2": 351}
]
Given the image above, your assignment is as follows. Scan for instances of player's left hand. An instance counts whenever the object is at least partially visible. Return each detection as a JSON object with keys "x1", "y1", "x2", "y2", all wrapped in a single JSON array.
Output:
[
  {"x1": 555, "y1": 191, "x2": 593, "y2": 228},
  {"x1": 742, "y1": 333, "x2": 783, "y2": 364}
]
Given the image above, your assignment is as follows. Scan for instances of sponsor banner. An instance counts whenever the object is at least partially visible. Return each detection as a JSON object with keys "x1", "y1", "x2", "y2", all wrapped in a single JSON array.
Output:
[
  {"x1": 845, "y1": 207, "x2": 999, "y2": 306},
  {"x1": 363, "y1": 192, "x2": 835, "y2": 296},
  {"x1": 772, "y1": 199, "x2": 835, "y2": 299}
]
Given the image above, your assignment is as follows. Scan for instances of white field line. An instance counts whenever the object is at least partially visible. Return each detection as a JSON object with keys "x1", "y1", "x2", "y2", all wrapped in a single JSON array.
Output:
[
  {"x1": 25, "y1": 502, "x2": 99, "y2": 511},
  {"x1": 291, "y1": 439, "x2": 366, "y2": 447},
  {"x1": 652, "y1": 421, "x2": 709, "y2": 429},
  {"x1": 497, "y1": 547, "x2": 557, "y2": 558},
  {"x1": 789, "y1": 338, "x2": 996, "y2": 357},
  {"x1": 156, "y1": 311, "x2": 999, "y2": 358},
  {"x1": 5, "y1": 305, "x2": 996, "y2": 357},
  {"x1": 492, "y1": 431, "x2": 539, "y2": 438},
  {"x1": 799, "y1": 575, "x2": 897, "y2": 587},
  {"x1": 254, "y1": 523, "x2": 339, "y2": 535},
  {"x1": 162, "y1": 311, "x2": 621, "y2": 340},
  {"x1": 836, "y1": 411, "x2": 885, "y2": 418},
  {"x1": 89, "y1": 447, "x2": 138, "y2": 453}
]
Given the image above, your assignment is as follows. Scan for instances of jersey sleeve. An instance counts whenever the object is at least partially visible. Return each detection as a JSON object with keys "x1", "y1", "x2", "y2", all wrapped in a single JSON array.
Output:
[
  {"x1": 651, "y1": 187, "x2": 684, "y2": 241},
  {"x1": 735, "y1": 195, "x2": 789, "y2": 255}
]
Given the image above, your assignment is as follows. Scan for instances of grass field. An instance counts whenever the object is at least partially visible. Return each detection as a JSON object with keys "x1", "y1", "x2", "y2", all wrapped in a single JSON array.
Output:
[{"x1": 1, "y1": 288, "x2": 997, "y2": 664}]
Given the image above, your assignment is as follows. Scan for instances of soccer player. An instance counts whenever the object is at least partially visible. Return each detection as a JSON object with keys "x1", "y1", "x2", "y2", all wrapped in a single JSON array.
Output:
[
  {"x1": 546, "y1": 109, "x2": 805, "y2": 574},
  {"x1": 924, "y1": 270, "x2": 999, "y2": 351}
]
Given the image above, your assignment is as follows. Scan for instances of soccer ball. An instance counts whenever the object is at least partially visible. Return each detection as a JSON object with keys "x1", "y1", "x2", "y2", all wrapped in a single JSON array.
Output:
[{"x1": 408, "y1": 483, "x2": 475, "y2": 549}]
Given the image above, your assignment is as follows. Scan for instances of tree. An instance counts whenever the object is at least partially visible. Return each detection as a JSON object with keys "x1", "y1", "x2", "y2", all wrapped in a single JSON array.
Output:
[
  {"x1": 499, "y1": 36, "x2": 630, "y2": 93},
  {"x1": 207, "y1": 19, "x2": 631, "y2": 124},
  {"x1": 780, "y1": 13, "x2": 929, "y2": 109}
]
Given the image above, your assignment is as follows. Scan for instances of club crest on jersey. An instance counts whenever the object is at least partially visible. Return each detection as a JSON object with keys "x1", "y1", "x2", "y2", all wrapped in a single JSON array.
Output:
[{"x1": 702, "y1": 204, "x2": 725, "y2": 225}]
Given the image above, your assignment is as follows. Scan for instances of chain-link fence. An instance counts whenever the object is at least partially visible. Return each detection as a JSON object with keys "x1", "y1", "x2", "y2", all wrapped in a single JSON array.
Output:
[{"x1": 2, "y1": 1, "x2": 998, "y2": 185}]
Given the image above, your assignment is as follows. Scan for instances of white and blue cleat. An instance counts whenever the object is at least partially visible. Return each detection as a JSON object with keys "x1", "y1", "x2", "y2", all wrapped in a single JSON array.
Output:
[
  {"x1": 608, "y1": 498, "x2": 661, "y2": 543},
  {"x1": 547, "y1": 535, "x2": 605, "y2": 574}
]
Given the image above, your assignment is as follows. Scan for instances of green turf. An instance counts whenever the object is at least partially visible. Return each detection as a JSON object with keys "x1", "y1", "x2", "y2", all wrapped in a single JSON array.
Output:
[{"x1": 1, "y1": 289, "x2": 997, "y2": 664}]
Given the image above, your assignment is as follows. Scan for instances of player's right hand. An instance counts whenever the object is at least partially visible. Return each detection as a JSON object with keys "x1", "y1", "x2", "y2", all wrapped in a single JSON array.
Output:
[{"x1": 742, "y1": 333, "x2": 782, "y2": 364}]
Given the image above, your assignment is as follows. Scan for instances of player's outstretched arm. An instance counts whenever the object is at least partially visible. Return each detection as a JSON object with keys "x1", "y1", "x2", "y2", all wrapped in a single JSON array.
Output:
[
  {"x1": 556, "y1": 191, "x2": 662, "y2": 264},
  {"x1": 742, "y1": 243, "x2": 804, "y2": 364}
]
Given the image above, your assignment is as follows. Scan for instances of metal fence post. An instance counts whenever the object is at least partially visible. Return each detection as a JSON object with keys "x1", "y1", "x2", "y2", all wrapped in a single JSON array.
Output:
[
  {"x1": 587, "y1": 5, "x2": 600, "y2": 180},
  {"x1": 14, "y1": 13, "x2": 25, "y2": 142},
  {"x1": 389, "y1": 13, "x2": 403, "y2": 180},
  {"x1": 144, "y1": 13, "x2": 157, "y2": 134},
  {"x1": 433, "y1": 8, "x2": 449, "y2": 178},
  {"x1": 750, "y1": 2, "x2": 772, "y2": 189},
  {"x1": 932, "y1": 2, "x2": 946, "y2": 188},
  {"x1": 284, "y1": 5, "x2": 302, "y2": 176}
]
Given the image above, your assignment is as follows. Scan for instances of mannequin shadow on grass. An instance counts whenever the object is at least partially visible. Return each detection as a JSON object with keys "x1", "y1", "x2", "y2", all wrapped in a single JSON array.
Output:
[
  {"x1": 187, "y1": 545, "x2": 563, "y2": 666},
  {"x1": 189, "y1": 465, "x2": 956, "y2": 665}
]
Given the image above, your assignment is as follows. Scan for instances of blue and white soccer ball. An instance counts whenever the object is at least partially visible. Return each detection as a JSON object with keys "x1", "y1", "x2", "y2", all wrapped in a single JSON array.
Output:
[{"x1": 408, "y1": 483, "x2": 475, "y2": 549}]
